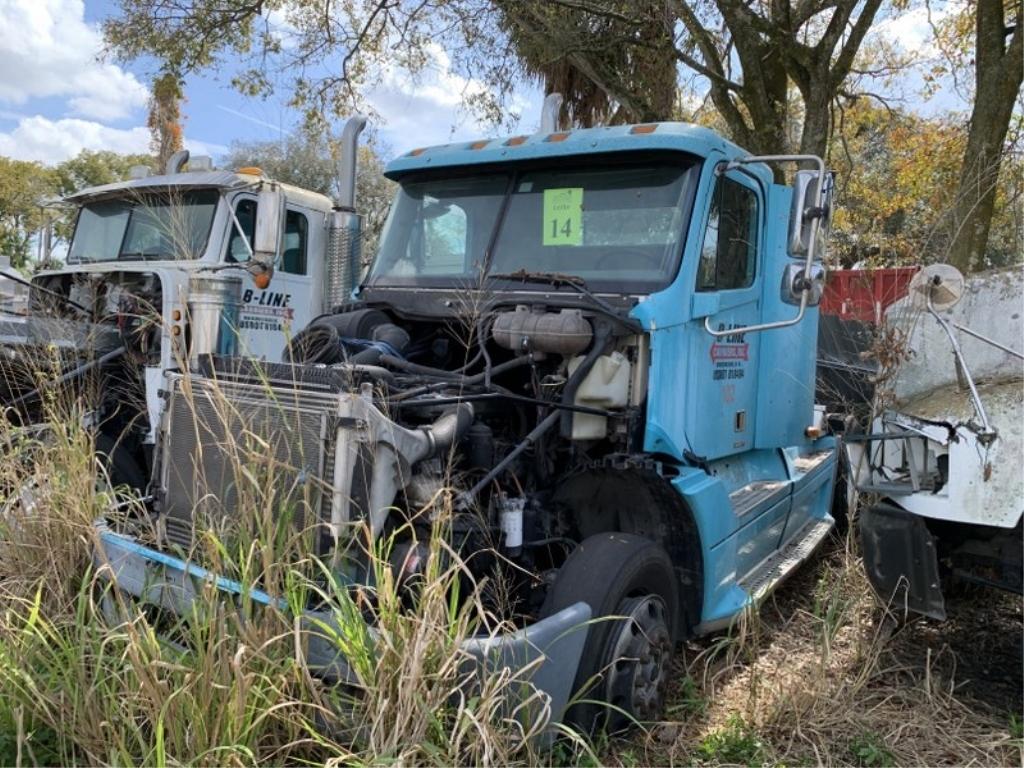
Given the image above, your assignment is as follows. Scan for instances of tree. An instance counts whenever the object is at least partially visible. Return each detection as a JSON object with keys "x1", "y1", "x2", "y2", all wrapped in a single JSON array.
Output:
[
  {"x1": 493, "y1": 0, "x2": 890, "y2": 160},
  {"x1": 496, "y1": 2, "x2": 679, "y2": 126},
  {"x1": 54, "y1": 150, "x2": 155, "y2": 196},
  {"x1": 225, "y1": 132, "x2": 395, "y2": 256},
  {"x1": 0, "y1": 158, "x2": 57, "y2": 269},
  {"x1": 148, "y1": 72, "x2": 185, "y2": 172},
  {"x1": 946, "y1": 0, "x2": 1022, "y2": 272}
]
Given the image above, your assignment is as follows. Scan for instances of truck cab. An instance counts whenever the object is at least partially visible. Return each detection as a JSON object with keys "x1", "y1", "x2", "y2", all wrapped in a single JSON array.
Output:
[
  {"x1": 2, "y1": 152, "x2": 348, "y2": 486},
  {"x1": 92, "y1": 119, "x2": 840, "y2": 733}
]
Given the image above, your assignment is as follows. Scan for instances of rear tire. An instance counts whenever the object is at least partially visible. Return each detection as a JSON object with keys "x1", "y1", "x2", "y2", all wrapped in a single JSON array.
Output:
[{"x1": 541, "y1": 532, "x2": 681, "y2": 733}]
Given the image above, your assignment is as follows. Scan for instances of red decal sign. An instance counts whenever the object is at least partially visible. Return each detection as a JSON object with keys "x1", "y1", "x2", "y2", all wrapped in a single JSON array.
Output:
[{"x1": 710, "y1": 342, "x2": 749, "y2": 363}]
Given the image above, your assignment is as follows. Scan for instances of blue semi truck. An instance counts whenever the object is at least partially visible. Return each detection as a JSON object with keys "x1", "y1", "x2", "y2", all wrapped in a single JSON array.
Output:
[{"x1": 80, "y1": 112, "x2": 839, "y2": 732}]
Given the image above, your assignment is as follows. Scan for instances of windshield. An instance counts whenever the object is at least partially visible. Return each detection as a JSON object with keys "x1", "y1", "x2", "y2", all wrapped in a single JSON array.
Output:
[
  {"x1": 68, "y1": 189, "x2": 219, "y2": 263},
  {"x1": 367, "y1": 157, "x2": 699, "y2": 293}
]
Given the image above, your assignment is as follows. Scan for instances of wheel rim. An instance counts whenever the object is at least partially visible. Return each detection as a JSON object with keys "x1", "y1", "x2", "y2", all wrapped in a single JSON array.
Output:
[{"x1": 604, "y1": 594, "x2": 673, "y2": 723}]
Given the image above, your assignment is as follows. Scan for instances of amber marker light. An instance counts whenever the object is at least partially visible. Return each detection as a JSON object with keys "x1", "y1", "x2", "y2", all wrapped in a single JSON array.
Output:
[{"x1": 630, "y1": 124, "x2": 658, "y2": 134}]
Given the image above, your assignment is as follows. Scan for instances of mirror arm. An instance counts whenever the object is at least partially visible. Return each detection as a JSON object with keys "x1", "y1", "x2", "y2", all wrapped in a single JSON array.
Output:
[
  {"x1": 227, "y1": 204, "x2": 255, "y2": 261},
  {"x1": 705, "y1": 153, "x2": 825, "y2": 338}
]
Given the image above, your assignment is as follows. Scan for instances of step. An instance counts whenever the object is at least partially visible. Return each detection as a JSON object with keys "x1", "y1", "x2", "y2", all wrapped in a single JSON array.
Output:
[
  {"x1": 729, "y1": 480, "x2": 788, "y2": 517},
  {"x1": 738, "y1": 518, "x2": 834, "y2": 601}
]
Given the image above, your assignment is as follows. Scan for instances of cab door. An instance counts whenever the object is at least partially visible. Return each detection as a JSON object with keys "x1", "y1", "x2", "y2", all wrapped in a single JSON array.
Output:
[
  {"x1": 227, "y1": 196, "x2": 316, "y2": 360},
  {"x1": 686, "y1": 171, "x2": 763, "y2": 460}
]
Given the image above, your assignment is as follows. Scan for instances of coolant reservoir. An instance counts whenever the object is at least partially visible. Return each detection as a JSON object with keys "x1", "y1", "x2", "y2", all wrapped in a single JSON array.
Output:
[{"x1": 568, "y1": 351, "x2": 631, "y2": 439}]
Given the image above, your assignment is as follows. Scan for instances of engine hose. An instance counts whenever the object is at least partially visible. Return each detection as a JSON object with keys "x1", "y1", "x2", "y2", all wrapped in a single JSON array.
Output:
[
  {"x1": 380, "y1": 353, "x2": 531, "y2": 383},
  {"x1": 421, "y1": 402, "x2": 474, "y2": 455},
  {"x1": 285, "y1": 323, "x2": 342, "y2": 364}
]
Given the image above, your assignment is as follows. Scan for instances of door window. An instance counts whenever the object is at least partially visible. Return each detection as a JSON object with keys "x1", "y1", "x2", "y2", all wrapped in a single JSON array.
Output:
[
  {"x1": 226, "y1": 199, "x2": 256, "y2": 262},
  {"x1": 282, "y1": 210, "x2": 308, "y2": 275},
  {"x1": 697, "y1": 177, "x2": 758, "y2": 291}
]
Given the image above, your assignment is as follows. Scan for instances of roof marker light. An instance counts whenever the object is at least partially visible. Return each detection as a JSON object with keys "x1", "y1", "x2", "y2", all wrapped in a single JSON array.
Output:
[
  {"x1": 630, "y1": 124, "x2": 658, "y2": 134},
  {"x1": 469, "y1": 140, "x2": 489, "y2": 150},
  {"x1": 505, "y1": 135, "x2": 528, "y2": 146},
  {"x1": 546, "y1": 132, "x2": 571, "y2": 142},
  {"x1": 408, "y1": 148, "x2": 426, "y2": 156},
  {"x1": 237, "y1": 166, "x2": 263, "y2": 176}
]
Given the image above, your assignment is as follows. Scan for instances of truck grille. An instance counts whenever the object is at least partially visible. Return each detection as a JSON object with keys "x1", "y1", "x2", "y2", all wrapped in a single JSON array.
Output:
[{"x1": 159, "y1": 370, "x2": 340, "y2": 552}]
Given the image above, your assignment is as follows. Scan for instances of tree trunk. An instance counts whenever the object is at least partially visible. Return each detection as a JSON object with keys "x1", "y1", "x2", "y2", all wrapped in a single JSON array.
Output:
[{"x1": 947, "y1": 0, "x2": 1022, "y2": 273}]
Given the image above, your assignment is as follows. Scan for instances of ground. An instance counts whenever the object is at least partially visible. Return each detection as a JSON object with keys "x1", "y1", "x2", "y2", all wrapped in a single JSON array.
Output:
[{"x1": 605, "y1": 535, "x2": 1023, "y2": 767}]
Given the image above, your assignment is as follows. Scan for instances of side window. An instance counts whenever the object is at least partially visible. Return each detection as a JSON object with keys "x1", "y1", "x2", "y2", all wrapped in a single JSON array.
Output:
[
  {"x1": 697, "y1": 178, "x2": 758, "y2": 291},
  {"x1": 416, "y1": 204, "x2": 467, "y2": 275},
  {"x1": 226, "y1": 199, "x2": 256, "y2": 262},
  {"x1": 282, "y1": 210, "x2": 308, "y2": 275}
]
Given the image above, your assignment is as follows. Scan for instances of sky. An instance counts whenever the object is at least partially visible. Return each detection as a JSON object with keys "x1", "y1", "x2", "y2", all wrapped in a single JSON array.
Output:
[{"x1": 0, "y1": 0, "x2": 965, "y2": 171}]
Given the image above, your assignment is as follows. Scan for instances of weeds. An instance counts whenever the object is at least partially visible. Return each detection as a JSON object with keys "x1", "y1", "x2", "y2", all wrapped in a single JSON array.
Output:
[
  {"x1": 697, "y1": 714, "x2": 764, "y2": 766},
  {"x1": 0, "y1": 373, "x2": 569, "y2": 766},
  {"x1": 848, "y1": 732, "x2": 895, "y2": 767}
]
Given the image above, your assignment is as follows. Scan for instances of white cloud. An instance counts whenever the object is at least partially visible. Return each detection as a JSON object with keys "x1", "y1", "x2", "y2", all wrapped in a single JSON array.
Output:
[
  {"x1": 0, "y1": 114, "x2": 227, "y2": 164},
  {"x1": 0, "y1": 0, "x2": 149, "y2": 121},
  {"x1": 367, "y1": 43, "x2": 540, "y2": 155},
  {"x1": 872, "y1": 0, "x2": 965, "y2": 57}
]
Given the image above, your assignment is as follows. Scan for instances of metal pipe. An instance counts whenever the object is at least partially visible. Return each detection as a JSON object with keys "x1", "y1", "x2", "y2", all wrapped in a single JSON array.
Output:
[
  {"x1": 9, "y1": 346, "x2": 125, "y2": 409},
  {"x1": 540, "y1": 93, "x2": 563, "y2": 133},
  {"x1": 705, "y1": 154, "x2": 826, "y2": 338},
  {"x1": 458, "y1": 410, "x2": 561, "y2": 506},
  {"x1": 952, "y1": 322, "x2": 1024, "y2": 361},
  {"x1": 165, "y1": 149, "x2": 189, "y2": 175},
  {"x1": 336, "y1": 116, "x2": 367, "y2": 210},
  {"x1": 926, "y1": 282, "x2": 995, "y2": 441}
]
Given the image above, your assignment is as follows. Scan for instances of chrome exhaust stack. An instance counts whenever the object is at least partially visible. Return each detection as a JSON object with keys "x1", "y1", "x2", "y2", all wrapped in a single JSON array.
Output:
[{"x1": 326, "y1": 116, "x2": 367, "y2": 310}]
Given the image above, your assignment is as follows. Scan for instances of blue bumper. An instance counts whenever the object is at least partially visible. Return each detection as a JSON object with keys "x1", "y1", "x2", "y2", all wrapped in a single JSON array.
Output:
[{"x1": 93, "y1": 524, "x2": 590, "y2": 737}]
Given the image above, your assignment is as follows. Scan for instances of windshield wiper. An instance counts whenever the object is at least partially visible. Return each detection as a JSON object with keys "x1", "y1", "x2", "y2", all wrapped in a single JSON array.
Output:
[{"x1": 488, "y1": 269, "x2": 641, "y2": 332}]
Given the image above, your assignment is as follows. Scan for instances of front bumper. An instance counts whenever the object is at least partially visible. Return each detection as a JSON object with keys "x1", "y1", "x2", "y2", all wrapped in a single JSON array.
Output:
[{"x1": 93, "y1": 523, "x2": 590, "y2": 737}]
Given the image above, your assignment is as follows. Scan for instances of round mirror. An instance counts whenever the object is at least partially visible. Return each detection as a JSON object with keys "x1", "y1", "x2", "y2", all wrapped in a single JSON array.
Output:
[{"x1": 908, "y1": 263, "x2": 964, "y2": 311}]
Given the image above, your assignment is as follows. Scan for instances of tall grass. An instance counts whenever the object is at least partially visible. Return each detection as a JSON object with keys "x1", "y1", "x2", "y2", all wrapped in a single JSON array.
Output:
[{"x1": 0, "y1": 372, "x2": 573, "y2": 767}]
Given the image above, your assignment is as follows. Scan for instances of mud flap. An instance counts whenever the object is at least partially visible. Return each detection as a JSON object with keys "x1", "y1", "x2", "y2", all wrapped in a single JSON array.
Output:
[{"x1": 860, "y1": 502, "x2": 946, "y2": 620}]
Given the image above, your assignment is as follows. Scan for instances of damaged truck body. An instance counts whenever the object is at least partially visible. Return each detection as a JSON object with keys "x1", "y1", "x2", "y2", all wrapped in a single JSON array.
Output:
[
  {"x1": 3, "y1": 113, "x2": 842, "y2": 731},
  {"x1": 850, "y1": 265, "x2": 1023, "y2": 620}
]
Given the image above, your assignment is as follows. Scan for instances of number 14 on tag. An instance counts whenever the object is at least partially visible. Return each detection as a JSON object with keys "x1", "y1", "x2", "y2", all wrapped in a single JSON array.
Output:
[{"x1": 542, "y1": 188, "x2": 583, "y2": 246}]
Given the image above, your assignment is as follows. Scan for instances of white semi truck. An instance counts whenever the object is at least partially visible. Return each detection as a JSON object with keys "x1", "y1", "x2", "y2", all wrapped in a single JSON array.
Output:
[{"x1": 0, "y1": 119, "x2": 369, "y2": 484}]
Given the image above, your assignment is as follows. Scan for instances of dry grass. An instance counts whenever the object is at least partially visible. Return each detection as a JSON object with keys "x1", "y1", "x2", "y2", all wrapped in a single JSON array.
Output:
[
  {"x1": 607, "y1": 533, "x2": 1023, "y2": 767},
  {"x1": 0, "y1": 384, "x2": 584, "y2": 767}
]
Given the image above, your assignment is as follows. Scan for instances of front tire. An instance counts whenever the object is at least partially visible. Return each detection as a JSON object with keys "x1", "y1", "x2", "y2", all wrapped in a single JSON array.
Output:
[{"x1": 541, "y1": 532, "x2": 681, "y2": 733}]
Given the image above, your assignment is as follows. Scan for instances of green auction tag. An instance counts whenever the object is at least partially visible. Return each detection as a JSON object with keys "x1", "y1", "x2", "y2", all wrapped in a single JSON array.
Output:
[{"x1": 542, "y1": 187, "x2": 583, "y2": 246}]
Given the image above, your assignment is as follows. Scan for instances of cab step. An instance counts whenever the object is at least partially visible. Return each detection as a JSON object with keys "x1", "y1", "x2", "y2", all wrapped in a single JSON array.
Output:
[
  {"x1": 729, "y1": 480, "x2": 788, "y2": 517},
  {"x1": 738, "y1": 518, "x2": 833, "y2": 601}
]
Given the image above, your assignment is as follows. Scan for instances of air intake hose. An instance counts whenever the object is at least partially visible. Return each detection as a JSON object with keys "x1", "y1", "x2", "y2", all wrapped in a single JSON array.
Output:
[{"x1": 420, "y1": 403, "x2": 474, "y2": 456}]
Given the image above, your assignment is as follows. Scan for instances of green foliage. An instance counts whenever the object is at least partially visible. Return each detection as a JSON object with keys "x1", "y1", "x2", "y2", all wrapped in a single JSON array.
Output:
[
  {"x1": 1010, "y1": 712, "x2": 1023, "y2": 741},
  {"x1": 52, "y1": 150, "x2": 154, "y2": 197},
  {"x1": 697, "y1": 714, "x2": 765, "y2": 766},
  {"x1": 828, "y1": 100, "x2": 1023, "y2": 268},
  {"x1": 849, "y1": 732, "x2": 895, "y2": 767},
  {"x1": 0, "y1": 157, "x2": 56, "y2": 269},
  {"x1": 667, "y1": 674, "x2": 708, "y2": 719},
  {"x1": 0, "y1": 149, "x2": 154, "y2": 269}
]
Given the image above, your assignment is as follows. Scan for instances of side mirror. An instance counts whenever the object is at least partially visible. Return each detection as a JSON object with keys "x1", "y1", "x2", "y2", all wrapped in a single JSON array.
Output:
[
  {"x1": 781, "y1": 262, "x2": 826, "y2": 306},
  {"x1": 253, "y1": 184, "x2": 284, "y2": 266},
  {"x1": 788, "y1": 170, "x2": 834, "y2": 260}
]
